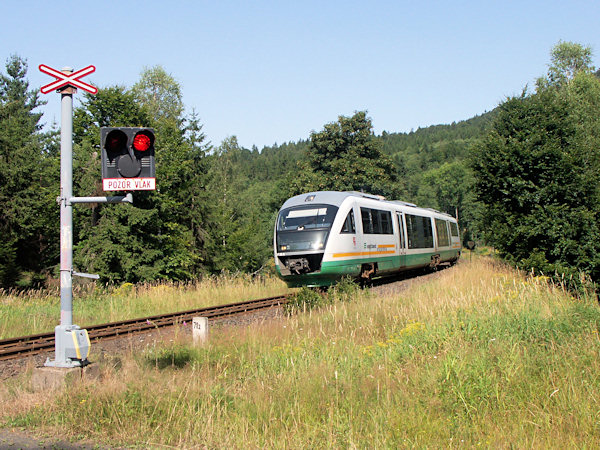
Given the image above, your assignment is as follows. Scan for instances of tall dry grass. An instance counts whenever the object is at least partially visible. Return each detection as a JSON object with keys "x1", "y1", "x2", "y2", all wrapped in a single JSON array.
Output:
[{"x1": 0, "y1": 274, "x2": 288, "y2": 339}]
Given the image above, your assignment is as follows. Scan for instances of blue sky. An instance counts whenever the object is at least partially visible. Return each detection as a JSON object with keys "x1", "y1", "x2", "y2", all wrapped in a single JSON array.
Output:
[{"x1": 2, "y1": 0, "x2": 599, "y2": 149}]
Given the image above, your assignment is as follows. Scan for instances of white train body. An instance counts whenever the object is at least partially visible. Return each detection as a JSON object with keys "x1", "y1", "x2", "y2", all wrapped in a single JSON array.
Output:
[{"x1": 274, "y1": 191, "x2": 460, "y2": 287}]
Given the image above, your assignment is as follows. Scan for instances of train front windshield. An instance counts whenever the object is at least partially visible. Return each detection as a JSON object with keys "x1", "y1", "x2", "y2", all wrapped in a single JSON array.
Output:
[{"x1": 276, "y1": 205, "x2": 338, "y2": 252}]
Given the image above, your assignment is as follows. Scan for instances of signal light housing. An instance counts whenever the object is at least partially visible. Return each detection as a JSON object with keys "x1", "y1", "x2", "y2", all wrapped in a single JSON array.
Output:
[{"x1": 101, "y1": 127, "x2": 156, "y2": 191}]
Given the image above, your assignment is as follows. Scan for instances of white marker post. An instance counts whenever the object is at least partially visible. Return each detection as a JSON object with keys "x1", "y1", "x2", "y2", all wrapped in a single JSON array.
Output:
[{"x1": 193, "y1": 317, "x2": 209, "y2": 345}]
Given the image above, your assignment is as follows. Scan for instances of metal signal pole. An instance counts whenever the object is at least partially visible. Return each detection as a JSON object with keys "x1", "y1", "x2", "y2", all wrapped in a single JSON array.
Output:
[
  {"x1": 44, "y1": 69, "x2": 91, "y2": 368},
  {"x1": 59, "y1": 74, "x2": 74, "y2": 330},
  {"x1": 40, "y1": 66, "x2": 132, "y2": 368}
]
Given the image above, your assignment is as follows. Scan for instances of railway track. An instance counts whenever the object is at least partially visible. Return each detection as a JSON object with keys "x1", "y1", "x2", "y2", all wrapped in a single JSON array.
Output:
[{"x1": 0, "y1": 295, "x2": 288, "y2": 361}]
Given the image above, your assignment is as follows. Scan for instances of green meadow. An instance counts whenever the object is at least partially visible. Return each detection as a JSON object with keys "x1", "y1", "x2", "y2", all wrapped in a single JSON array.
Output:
[{"x1": 2, "y1": 256, "x2": 599, "y2": 448}]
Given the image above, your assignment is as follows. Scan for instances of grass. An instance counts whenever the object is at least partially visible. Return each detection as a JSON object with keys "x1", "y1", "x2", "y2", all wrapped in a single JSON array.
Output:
[
  {"x1": 0, "y1": 274, "x2": 289, "y2": 339},
  {"x1": 1, "y1": 256, "x2": 600, "y2": 447}
]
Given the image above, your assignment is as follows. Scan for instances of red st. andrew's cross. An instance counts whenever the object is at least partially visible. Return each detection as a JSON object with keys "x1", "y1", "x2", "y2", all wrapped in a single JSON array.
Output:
[{"x1": 39, "y1": 64, "x2": 98, "y2": 94}]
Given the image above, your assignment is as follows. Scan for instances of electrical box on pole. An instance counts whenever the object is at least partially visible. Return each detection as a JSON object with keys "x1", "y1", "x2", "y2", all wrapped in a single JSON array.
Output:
[{"x1": 101, "y1": 127, "x2": 156, "y2": 191}]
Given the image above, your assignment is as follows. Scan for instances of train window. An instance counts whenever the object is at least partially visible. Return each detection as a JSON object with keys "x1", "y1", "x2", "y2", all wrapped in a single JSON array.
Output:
[
  {"x1": 380, "y1": 211, "x2": 393, "y2": 234},
  {"x1": 277, "y1": 205, "x2": 339, "y2": 231},
  {"x1": 371, "y1": 209, "x2": 381, "y2": 232},
  {"x1": 361, "y1": 208, "x2": 373, "y2": 234},
  {"x1": 406, "y1": 214, "x2": 434, "y2": 248},
  {"x1": 341, "y1": 210, "x2": 356, "y2": 234},
  {"x1": 360, "y1": 208, "x2": 394, "y2": 234},
  {"x1": 435, "y1": 219, "x2": 450, "y2": 247},
  {"x1": 450, "y1": 222, "x2": 459, "y2": 237}
]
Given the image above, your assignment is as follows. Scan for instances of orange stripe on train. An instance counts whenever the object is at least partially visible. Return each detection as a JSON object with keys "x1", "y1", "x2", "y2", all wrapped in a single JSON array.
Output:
[{"x1": 332, "y1": 250, "x2": 396, "y2": 258}]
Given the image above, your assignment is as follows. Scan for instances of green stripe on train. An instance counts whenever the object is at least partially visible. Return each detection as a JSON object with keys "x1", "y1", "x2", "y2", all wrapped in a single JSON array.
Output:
[{"x1": 278, "y1": 249, "x2": 460, "y2": 287}]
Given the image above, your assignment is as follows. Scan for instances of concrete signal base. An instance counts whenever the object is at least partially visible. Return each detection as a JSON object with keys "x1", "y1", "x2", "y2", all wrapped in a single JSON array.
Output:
[{"x1": 32, "y1": 364, "x2": 100, "y2": 391}]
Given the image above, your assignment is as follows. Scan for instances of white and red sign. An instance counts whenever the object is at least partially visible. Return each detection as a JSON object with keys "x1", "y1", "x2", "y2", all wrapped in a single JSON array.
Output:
[
  {"x1": 103, "y1": 178, "x2": 156, "y2": 191},
  {"x1": 39, "y1": 64, "x2": 98, "y2": 94}
]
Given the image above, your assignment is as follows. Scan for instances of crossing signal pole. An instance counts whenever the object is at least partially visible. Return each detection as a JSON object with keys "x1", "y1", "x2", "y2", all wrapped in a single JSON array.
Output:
[{"x1": 39, "y1": 65, "x2": 135, "y2": 368}]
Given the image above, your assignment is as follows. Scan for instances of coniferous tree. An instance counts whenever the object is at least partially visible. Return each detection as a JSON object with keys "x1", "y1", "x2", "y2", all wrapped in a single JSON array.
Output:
[
  {"x1": 133, "y1": 67, "x2": 210, "y2": 278},
  {"x1": 0, "y1": 55, "x2": 55, "y2": 288},
  {"x1": 72, "y1": 86, "x2": 164, "y2": 283},
  {"x1": 205, "y1": 137, "x2": 273, "y2": 273},
  {"x1": 71, "y1": 67, "x2": 211, "y2": 283}
]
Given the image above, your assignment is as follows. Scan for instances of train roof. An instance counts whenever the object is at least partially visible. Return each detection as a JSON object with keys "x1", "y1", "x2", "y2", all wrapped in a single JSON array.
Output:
[
  {"x1": 280, "y1": 191, "x2": 376, "y2": 209},
  {"x1": 280, "y1": 191, "x2": 457, "y2": 221}
]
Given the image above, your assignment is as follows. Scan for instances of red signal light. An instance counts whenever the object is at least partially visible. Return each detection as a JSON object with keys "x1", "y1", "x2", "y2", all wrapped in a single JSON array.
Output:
[
  {"x1": 105, "y1": 130, "x2": 127, "y2": 152},
  {"x1": 133, "y1": 133, "x2": 152, "y2": 152}
]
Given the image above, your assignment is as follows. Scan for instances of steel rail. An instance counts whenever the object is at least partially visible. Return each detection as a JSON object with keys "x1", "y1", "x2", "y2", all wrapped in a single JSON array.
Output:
[{"x1": 0, "y1": 294, "x2": 288, "y2": 361}]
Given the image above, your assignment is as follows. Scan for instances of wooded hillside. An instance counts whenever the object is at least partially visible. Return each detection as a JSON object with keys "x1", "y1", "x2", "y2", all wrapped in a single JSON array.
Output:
[{"x1": 2, "y1": 41, "x2": 598, "y2": 290}]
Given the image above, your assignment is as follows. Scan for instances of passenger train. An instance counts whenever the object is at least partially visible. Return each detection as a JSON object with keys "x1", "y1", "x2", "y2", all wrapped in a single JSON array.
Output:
[{"x1": 274, "y1": 191, "x2": 461, "y2": 287}]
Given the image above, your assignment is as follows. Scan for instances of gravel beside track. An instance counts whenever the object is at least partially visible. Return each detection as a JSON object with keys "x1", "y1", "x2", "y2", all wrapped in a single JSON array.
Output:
[{"x1": 371, "y1": 265, "x2": 452, "y2": 296}]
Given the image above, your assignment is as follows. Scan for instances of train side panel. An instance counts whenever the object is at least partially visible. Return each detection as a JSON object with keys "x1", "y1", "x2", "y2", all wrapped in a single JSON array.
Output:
[{"x1": 274, "y1": 192, "x2": 461, "y2": 287}]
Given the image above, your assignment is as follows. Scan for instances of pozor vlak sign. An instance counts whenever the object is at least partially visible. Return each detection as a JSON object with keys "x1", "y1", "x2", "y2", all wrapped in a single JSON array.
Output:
[
  {"x1": 101, "y1": 127, "x2": 156, "y2": 191},
  {"x1": 103, "y1": 177, "x2": 155, "y2": 191}
]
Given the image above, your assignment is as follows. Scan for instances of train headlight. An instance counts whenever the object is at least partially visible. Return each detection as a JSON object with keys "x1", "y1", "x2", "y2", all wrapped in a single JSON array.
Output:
[
  {"x1": 280, "y1": 245, "x2": 288, "y2": 251},
  {"x1": 312, "y1": 242, "x2": 324, "y2": 250}
]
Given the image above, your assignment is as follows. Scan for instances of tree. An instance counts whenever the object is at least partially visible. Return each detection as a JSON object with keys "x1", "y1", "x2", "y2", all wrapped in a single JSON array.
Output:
[
  {"x1": 0, "y1": 55, "x2": 55, "y2": 288},
  {"x1": 291, "y1": 111, "x2": 401, "y2": 198},
  {"x1": 420, "y1": 161, "x2": 472, "y2": 219},
  {"x1": 546, "y1": 40, "x2": 594, "y2": 86},
  {"x1": 472, "y1": 42, "x2": 600, "y2": 285},
  {"x1": 72, "y1": 86, "x2": 159, "y2": 283},
  {"x1": 68, "y1": 61, "x2": 216, "y2": 283},
  {"x1": 139, "y1": 70, "x2": 211, "y2": 277},
  {"x1": 204, "y1": 137, "x2": 272, "y2": 273},
  {"x1": 131, "y1": 66, "x2": 184, "y2": 123},
  {"x1": 133, "y1": 67, "x2": 211, "y2": 266}
]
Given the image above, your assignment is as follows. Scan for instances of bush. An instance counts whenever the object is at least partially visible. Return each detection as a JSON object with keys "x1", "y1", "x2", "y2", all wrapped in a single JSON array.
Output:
[
  {"x1": 329, "y1": 276, "x2": 360, "y2": 303},
  {"x1": 284, "y1": 287, "x2": 325, "y2": 313},
  {"x1": 472, "y1": 71, "x2": 600, "y2": 291},
  {"x1": 284, "y1": 277, "x2": 361, "y2": 313}
]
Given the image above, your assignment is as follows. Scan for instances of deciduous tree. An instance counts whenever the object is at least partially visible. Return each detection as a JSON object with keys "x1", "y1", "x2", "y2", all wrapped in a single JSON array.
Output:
[
  {"x1": 472, "y1": 42, "x2": 600, "y2": 286},
  {"x1": 291, "y1": 111, "x2": 401, "y2": 198}
]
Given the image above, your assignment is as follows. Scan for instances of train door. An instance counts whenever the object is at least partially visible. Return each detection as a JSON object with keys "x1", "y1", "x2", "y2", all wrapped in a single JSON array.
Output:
[
  {"x1": 395, "y1": 212, "x2": 407, "y2": 269},
  {"x1": 339, "y1": 204, "x2": 359, "y2": 253}
]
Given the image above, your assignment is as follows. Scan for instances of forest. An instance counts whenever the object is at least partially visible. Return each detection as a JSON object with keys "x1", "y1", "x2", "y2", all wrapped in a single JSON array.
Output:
[{"x1": 1, "y1": 41, "x2": 599, "y2": 290}]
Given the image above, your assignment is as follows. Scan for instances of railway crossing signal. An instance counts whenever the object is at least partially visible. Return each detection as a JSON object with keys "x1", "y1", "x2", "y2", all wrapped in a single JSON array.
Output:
[
  {"x1": 39, "y1": 64, "x2": 98, "y2": 94},
  {"x1": 101, "y1": 127, "x2": 156, "y2": 191},
  {"x1": 38, "y1": 65, "x2": 135, "y2": 369}
]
